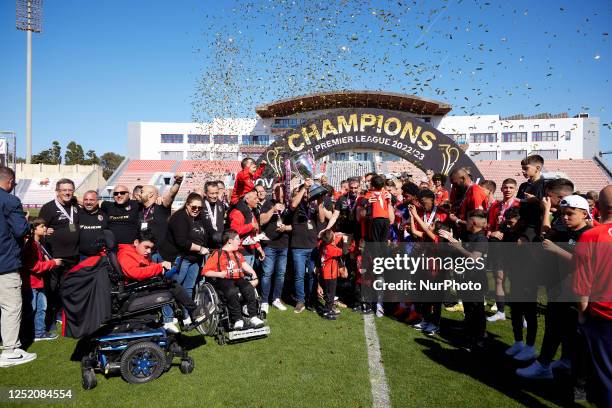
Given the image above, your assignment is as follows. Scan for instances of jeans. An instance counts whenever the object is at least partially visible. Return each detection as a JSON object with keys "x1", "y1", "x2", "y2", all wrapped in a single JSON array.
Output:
[
  {"x1": 151, "y1": 252, "x2": 164, "y2": 264},
  {"x1": 171, "y1": 258, "x2": 200, "y2": 317},
  {"x1": 292, "y1": 248, "x2": 316, "y2": 304},
  {"x1": 261, "y1": 247, "x2": 288, "y2": 303},
  {"x1": 23, "y1": 288, "x2": 47, "y2": 337},
  {"x1": 243, "y1": 254, "x2": 255, "y2": 268}
]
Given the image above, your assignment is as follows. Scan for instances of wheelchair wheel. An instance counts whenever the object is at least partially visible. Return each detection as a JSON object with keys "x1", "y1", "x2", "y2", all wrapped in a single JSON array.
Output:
[
  {"x1": 194, "y1": 282, "x2": 220, "y2": 336},
  {"x1": 120, "y1": 342, "x2": 166, "y2": 384},
  {"x1": 82, "y1": 369, "x2": 97, "y2": 390},
  {"x1": 179, "y1": 357, "x2": 195, "y2": 374}
]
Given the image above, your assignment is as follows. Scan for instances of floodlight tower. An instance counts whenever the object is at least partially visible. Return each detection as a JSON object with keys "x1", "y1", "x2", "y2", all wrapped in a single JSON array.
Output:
[{"x1": 16, "y1": 0, "x2": 43, "y2": 164}]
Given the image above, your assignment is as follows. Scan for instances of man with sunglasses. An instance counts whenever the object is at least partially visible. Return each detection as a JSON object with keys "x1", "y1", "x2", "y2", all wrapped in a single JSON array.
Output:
[{"x1": 101, "y1": 185, "x2": 141, "y2": 245}]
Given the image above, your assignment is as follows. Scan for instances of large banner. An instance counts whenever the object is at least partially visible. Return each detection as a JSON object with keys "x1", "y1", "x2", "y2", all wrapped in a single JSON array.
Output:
[{"x1": 257, "y1": 108, "x2": 483, "y2": 184}]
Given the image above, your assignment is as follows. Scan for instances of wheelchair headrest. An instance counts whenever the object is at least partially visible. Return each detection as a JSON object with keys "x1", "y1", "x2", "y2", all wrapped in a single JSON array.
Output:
[{"x1": 103, "y1": 230, "x2": 117, "y2": 252}]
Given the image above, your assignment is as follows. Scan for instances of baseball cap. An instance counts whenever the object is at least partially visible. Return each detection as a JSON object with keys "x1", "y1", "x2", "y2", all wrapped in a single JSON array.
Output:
[{"x1": 559, "y1": 195, "x2": 592, "y2": 219}]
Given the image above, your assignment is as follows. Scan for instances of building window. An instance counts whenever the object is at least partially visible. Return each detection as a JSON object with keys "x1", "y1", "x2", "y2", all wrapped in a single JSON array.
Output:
[
  {"x1": 187, "y1": 134, "x2": 210, "y2": 144},
  {"x1": 241, "y1": 135, "x2": 270, "y2": 145},
  {"x1": 272, "y1": 118, "x2": 301, "y2": 129},
  {"x1": 530, "y1": 150, "x2": 558, "y2": 160},
  {"x1": 564, "y1": 131, "x2": 571, "y2": 140},
  {"x1": 519, "y1": 125, "x2": 524, "y2": 129},
  {"x1": 501, "y1": 150, "x2": 527, "y2": 160},
  {"x1": 550, "y1": 124, "x2": 555, "y2": 129},
  {"x1": 470, "y1": 133, "x2": 497, "y2": 143},
  {"x1": 469, "y1": 151, "x2": 497, "y2": 160},
  {"x1": 160, "y1": 151, "x2": 183, "y2": 160},
  {"x1": 501, "y1": 132, "x2": 527, "y2": 142},
  {"x1": 161, "y1": 134, "x2": 183, "y2": 144},
  {"x1": 214, "y1": 135, "x2": 239, "y2": 144},
  {"x1": 532, "y1": 131, "x2": 558, "y2": 142},
  {"x1": 447, "y1": 134, "x2": 467, "y2": 144}
]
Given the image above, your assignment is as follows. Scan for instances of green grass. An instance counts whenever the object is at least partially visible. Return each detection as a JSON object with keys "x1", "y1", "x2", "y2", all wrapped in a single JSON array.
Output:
[
  {"x1": 0, "y1": 309, "x2": 371, "y2": 408},
  {"x1": 376, "y1": 308, "x2": 588, "y2": 408},
  {"x1": 1, "y1": 306, "x2": 591, "y2": 408}
]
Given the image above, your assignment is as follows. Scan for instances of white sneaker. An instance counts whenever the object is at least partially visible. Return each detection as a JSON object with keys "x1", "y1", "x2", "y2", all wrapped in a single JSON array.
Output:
[
  {"x1": 514, "y1": 345, "x2": 537, "y2": 361},
  {"x1": 261, "y1": 303, "x2": 269, "y2": 314},
  {"x1": 505, "y1": 341, "x2": 524, "y2": 356},
  {"x1": 233, "y1": 320, "x2": 244, "y2": 330},
  {"x1": 163, "y1": 322, "x2": 180, "y2": 334},
  {"x1": 412, "y1": 320, "x2": 427, "y2": 331},
  {"x1": 272, "y1": 299, "x2": 287, "y2": 311},
  {"x1": 490, "y1": 303, "x2": 498, "y2": 313},
  {"x1": 376, "y1": 303, "x2": 384, "y2": 318},
  {"x1": 516, "y1": 361, "x2": 553, "y2": 380},
  {"x1": 550, "y1": 358, "x2": 572, "y2": 374},
  {"x1": 0, "y1": 348, "x2": 37, "y2": 368},
  {"x1": 487, "y1": 311, "x2": 506, "y2": 322},
  {"x1": 424, "y1": 323, "x2": 439, "y2": 336},
  {"x1": 182, "y1": 317, "x2": 192, "y2": 326},
  {"x1": 249, "y1": 316, "x2": 264, "y2": 328}
]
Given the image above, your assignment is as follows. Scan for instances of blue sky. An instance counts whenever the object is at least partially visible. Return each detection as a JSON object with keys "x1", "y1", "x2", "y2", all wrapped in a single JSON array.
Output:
[{"x1": 1, "y1": 0, "x2": 610, "y2": 164}]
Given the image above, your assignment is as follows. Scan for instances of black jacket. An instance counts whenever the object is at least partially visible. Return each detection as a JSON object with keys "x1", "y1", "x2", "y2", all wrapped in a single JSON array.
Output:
[{"x1": 160, "y1": 208, "x2": 208, "y2": 262}]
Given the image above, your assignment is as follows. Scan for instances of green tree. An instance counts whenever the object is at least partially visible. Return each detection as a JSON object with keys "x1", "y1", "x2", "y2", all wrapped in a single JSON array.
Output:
[
  {"x1": 100, "y1": 152, "x2": 125, "y2": 180},
  {"x1": 32, "y1": 140, "x2": 61, "y2": 164},
  {"x1": 50, "y1": 141, "x2": 62, "y2": 164},
  {"x1": 64, "y1": 141, "x2": 85, "y2": 165},
  {"x1": 84, "y1": 150, "x2": 100, "y2": 165}
]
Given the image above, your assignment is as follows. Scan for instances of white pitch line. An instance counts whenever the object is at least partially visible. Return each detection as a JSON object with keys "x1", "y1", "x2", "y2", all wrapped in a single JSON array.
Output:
[{"x1": 363, "y1": 314, "x2": 392, "y2": 408}]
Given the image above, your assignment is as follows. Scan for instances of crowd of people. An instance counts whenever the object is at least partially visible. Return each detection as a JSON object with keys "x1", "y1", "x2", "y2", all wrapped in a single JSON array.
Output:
[{"x1": 0, "y1": 154, "x2": 610, "y2": 406}]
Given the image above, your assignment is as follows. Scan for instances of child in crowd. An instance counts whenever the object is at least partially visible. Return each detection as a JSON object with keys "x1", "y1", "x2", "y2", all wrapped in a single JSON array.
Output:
[
  {"x1": 479, "y1": 180, "x2": 498, "y2": 210},
  {"x1": 318, "y1": 230, "x2": 347, "y2": 320},
  {"x1": 439, "y1": 210, "x2": 489, "y2": 351},
  {"x1": 21, "y1": 218, "x2": 63, "y2": 341}
]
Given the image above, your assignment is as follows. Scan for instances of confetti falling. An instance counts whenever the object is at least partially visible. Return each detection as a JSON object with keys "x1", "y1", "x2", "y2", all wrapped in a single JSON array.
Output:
[{"x1": 190, "y1": 0, "x2": 610, "y2": 138}]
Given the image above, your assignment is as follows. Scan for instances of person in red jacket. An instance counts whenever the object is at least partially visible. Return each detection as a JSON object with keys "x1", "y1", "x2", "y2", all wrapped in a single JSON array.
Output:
[
  {"x1": 230, "y1": 157, "x2": 267, "y2": 205},
  {"x1": 117, "y1": 230, "x2": 206, "y2": 333},
  {"x1": 21, "y1": 218, "x2": 63, "y2": 341},
  {"x1": 229, "y1": 191, "x2": 265, "y2": 265},
  {"x1": 318, "y1": 230, "x2": 347, "y2": 320},
  {"x1": 449, "y1": 167, "x2": 489, "y2": 225}
]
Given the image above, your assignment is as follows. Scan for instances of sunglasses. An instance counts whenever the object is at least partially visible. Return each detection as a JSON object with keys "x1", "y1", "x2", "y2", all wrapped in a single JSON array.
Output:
[
  {"x1": 113, "y1": 191, "x2": 129, "y2": 196},
  {"x1": 189, "y1": 205, "x2": 203, "y2": 210}
]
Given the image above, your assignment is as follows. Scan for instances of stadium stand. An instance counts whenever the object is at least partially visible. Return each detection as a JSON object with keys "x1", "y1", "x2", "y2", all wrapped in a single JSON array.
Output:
[
  {"x1": 14, "y1": 163, "x2": 106, "y2": 207},
  {"x1": 102, "y1": 158, "x2": 610, "y2": 203},
  {"x1": 326, "y1": 161, "x2": 374, "y2": 189},
  {"x1": 473, "y1": 159, "x2": 611, "y2": 199}
]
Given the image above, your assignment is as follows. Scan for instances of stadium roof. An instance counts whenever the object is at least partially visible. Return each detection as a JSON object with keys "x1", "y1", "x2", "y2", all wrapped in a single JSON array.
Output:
[{"x1": 255, "y1": 91, "x2": 453, "y2": 118}]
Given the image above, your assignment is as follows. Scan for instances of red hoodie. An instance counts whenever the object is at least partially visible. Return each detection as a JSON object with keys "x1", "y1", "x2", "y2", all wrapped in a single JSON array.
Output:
[
  {"x1": 117, "y1": 244, "x2": 163, "y2": 281},
  {"x1": 21, "y1": 238, "x2": 57, "y2": 289},
  {"x1": 319, "y1": 234, "x2": 344, "y2": 280},
  {"x1": 230, "y1": 163, "x2": 266, "y2": 205}
]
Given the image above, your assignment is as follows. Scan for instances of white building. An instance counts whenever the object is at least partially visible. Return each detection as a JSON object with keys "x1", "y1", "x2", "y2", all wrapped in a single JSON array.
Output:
[{"x1": 127, "y1": 92, "x2": 600, "y2": 162}]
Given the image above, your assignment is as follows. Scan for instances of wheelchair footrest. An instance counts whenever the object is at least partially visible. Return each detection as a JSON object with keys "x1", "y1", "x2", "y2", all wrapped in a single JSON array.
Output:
[{"x1": 227, "y1": 326, "x2": 270, "y2": 341}]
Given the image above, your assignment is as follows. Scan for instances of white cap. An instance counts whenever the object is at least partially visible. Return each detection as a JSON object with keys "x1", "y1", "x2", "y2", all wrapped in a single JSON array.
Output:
[{"x1": 559, "y1": 195, "x2": 592, "y2": 219}]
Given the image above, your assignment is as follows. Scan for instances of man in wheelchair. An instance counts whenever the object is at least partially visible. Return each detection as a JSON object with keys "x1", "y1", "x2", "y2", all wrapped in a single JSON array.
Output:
[
  {"x1": 117, "y1": 229, "x2": 207, "y2": 331},
  {"x1": 201, "y1": 229, "x2": 264, "y2": 330}
]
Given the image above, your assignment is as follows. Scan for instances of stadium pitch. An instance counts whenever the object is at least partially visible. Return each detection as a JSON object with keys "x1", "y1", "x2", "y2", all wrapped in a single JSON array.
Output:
[{"x1": 0, "y1": 307, "x2": 580, "y2": 408}]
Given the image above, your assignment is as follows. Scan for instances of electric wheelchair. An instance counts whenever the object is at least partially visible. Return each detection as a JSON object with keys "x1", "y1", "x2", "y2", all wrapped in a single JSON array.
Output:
[
  {"x1": 193, "y1": 278, "x2": 270, "y2": 345},
  {"x1": 63, "y1": 231, "x2": 201, "y2": 390}
]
